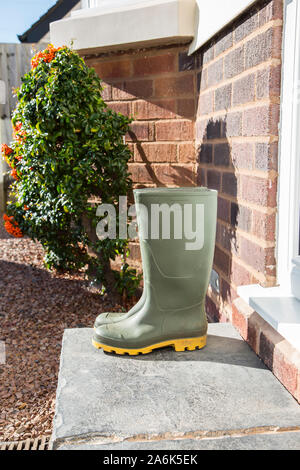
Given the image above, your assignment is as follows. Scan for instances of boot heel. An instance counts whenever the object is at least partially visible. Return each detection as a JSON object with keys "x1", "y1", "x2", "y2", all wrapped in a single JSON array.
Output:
[{"x1": 173, "y1": 336, "x2": 206, "y2": 352}]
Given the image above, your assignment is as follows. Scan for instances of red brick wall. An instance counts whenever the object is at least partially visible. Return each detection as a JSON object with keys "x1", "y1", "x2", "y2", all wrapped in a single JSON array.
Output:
[
  {"x1": 84, "y1": 44, "x2": 198, "y2": 266},
  {"x1": 195, "y1": 0, "x2": 283, "y2": 322},
  {"x1": 83, "y1": 0, "x2": 283, "y2": 317}
]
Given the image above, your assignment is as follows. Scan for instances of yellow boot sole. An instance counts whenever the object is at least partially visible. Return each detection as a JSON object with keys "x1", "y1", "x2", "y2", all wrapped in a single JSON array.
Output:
[{"x1": 92, "y1": 335, "x2": 207, "y2": 356}]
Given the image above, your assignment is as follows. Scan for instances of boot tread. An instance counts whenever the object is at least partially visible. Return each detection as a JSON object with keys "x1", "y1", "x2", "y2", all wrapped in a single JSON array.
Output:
[{"x1": 92, "y1": 336, "x2": 206, "y2": 356}]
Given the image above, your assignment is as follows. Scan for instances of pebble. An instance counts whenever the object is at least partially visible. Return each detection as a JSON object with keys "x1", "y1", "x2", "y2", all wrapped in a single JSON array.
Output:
[{"x1": 0, "y1": 225, "x2": 132, "y2": 442}]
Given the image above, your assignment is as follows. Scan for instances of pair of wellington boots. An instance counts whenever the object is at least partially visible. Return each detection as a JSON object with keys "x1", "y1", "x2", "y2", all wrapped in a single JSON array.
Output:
[{"x1": 93, "y1": 187, "x2": 217, "y2": 356}]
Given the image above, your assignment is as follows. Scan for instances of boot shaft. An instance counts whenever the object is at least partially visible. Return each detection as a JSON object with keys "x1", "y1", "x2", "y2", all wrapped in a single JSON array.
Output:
[{"x1": 134, "y1": 187, "x2": 217, "y2": 310}]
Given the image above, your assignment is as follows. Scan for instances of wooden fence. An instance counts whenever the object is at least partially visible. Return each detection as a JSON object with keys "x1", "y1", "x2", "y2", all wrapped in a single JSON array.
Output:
[{"x1": 0, "y1": 43, "x2": 46, "y2": 211}]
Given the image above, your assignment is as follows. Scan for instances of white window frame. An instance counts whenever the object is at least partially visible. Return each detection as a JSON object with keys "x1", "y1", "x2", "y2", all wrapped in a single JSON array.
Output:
[{"x1": 277, "y1": 0, "x2": 300, "y2": 293}]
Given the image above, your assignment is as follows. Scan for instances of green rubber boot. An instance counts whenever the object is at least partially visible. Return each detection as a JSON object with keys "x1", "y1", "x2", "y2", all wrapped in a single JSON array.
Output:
[
  {"x1": 94, "y1": 187, "x2": 210, "y2": 328},
  {"x1": 93, "y1": 218, "x2": 148, "y2": 328},
  {"x1": 93, "y1": 187, "x2": 217, "y2": 355}
]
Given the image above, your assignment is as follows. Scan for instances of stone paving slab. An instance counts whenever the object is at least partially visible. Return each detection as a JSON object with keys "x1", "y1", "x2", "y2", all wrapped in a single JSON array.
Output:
[{"x1": 51, "y1": 324, "x2": 300, "y2": 450}]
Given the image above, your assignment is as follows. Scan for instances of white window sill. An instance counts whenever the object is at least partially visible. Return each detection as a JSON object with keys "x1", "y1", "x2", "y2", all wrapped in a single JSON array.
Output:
[
  {"x1": 238, "y1": 284, "x2": 300, "y2": 352},
  {"x1": 50, "y1": 0, "x2": 195, "y2": 54}
]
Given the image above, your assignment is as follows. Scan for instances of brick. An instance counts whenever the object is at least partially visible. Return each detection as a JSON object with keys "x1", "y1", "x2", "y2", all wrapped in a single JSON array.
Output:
[
  {"x1": 178, "y1": 143, "x2": 195, "y2": 162},
  {"x1": 197, "y1": 43, "x2": 215, "y2": 67},
  {"x1": 101, "y1": 83, "x2": 112, "y2": 101},
  {"x1": 206, "y1": 119, "x2": 226, "y2": 140},
  {"x1": 197, "y1": 69, "x2": 207, "y2": 92},
  {"x1": 243, "y1": 106, "x2": 269, "y2": 136},
  {"x1": 94, "y1": 60, "x2": 131, "y2": 79},
  {"x1": 259, "y1": 0, "x2": 283, "y2": 26},
  {"x1": 245, "y1": 28, "x2": 276, "y2": 69},
  {"x1": 233, "y1": 74, "x2": 255, "y2": 106},
  {"x1": 240, "y1": 174, "x2": 277, "y2": 207},
  {"x1": 133, "y1": 53, "x2": 176, "y2": 76},
  {"x1": 207, "y1": 169, "x2": 221, "y2": 190},
  {"x1": 232, "y1": 298, "x2": 255, "y2": 341},
  {"x1": 134, "y1": 143, "x2": 177, "y2": 163},
  {"x1": 272, "y1": 26, "x2": 283, "y2": 60},
  {"x1": 154, "y1": 99, "x2": 177, "y2": 113},
  {"x1": 273, "y1": 346, "x2": 298, "y2": 396},
  {"x1": 156, "y1": 120, "x2": 194, "y2": 141},
  {"x1": 217, "y1": 197, "x2": 230, "y2": 222},
  {"x1": 247, "y1": 311, "x2": 266, "y2": 354},
  {"x1": 134, "y1": 100, "x2": 176, "y2": 120},
  {"x1": 259, "y1": 324, "x2": 284, "y2": 370},
  {"x1": 107, "y1": 101, "x2": 131, "y2": 116},
  {"x1": 197, "y1": 167, "x2": 206, "y2": 186},
  {"x1": 196, "y1": 119, "x2": 209, "y2": 142},
  {"x1": 233, "y1": 297, "x2": 255, "y2": 319},
  {"x1": 252, "y1": 210, "x2": 276, "y2": 241},
  {"x1": 231, "y1": 260, "x2": 252, "y2": 287},
  {"x1": 266, "y1": 247, "x2": 276, "y2": 278},
  {"x1": 154, "y1": 164, "x2": 195, "y2": 186},
  {"x1": 177, "y1": 98, "x2": 195, "y2": 119},
  {"x1": 154, "y1": 75, "x2": 194, "y2": 98},
  {"x1": 215, "y1": 84, "x2": 232, "y2": 111},
  {"x1": 222, "y1": 172, "x2": 238, "y2": 197},
  {"x1": 255, "y1": 142, "x2": 278, "y2": 171},
  {"x1": 124, "y1": 80, "x2": 153, "y2": 98},
  {"x1": 220, "y1": 278, "x2": 238, "y2": 302},
  {"x1": 224, "y1": 47, "x2": 244, "y2": 79},
  {"x1": 231, "y1": 142, "x2": 253, "y2": 170},
  {"x1": 215, "y1": 31, "x2": 233, "y2": 57},
  {"x1": 112, "y1": 83, "x2": 134, "y2": 101},
  {"x1": 234, "y1": 10, "x2": 259, "y2": 43},
  {"x1": 127, "y1": 143, "x2": 135, "y2": 162},
  {"x1": 214, "y1": 245, "x2": 230, "y2": 276},
  {"x1": 231, "y1": 231, "x2": 241, "y2": 258},
  {"x1": 231, "y1": 203, "x2": 252, "y2": 232},
  {"x1": 243, "y1": 105, "x2": 279, "y2": 137},
  {"x1": 198, "y1": 143, "x2": 213, "y2": 164},
  {"x1": 232, "y1": 303, "x2": 249, "y2": 340},
  {"x1": 127, "y1": 122, "x2": 154, "y2": 141},
  {"x1": 225, "y1": 112, "x2": 242, "y2": 137},
  {"x1": 256, "y1": 65, "x2": 281, "y2": 100},
  {"x1": 128, "y1": 243, "x2": 141, "y2": 261},
  {"x1": 270, "y1": 103, "x2": 280, "y2": 135},
  {"x1": 199, "y1": 91, "x2": 214, "y2": 115},
  {"x1": 178, "y1": 51, "x2": 195, "y2": 71},
  {"x1": 128, "y1": 163, "x2": 154, "y2": 184},
  {"x1": 216, "y1": 221, "x2": 232, "y2": 250},
  {"x1": 240, "y1": 237, "x2": 274, "y2": 273},
  {"x1": 214, "y1": 143, "x2": 230, "y2": 167},
  {"x1": 207, "y1": 58, "x2": 223, "y2": 87}
]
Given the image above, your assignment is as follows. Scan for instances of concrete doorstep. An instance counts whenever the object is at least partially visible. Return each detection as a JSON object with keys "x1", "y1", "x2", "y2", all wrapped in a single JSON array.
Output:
[{"x1": 50, "y1": 324, "x2": 300, "y2": 450}]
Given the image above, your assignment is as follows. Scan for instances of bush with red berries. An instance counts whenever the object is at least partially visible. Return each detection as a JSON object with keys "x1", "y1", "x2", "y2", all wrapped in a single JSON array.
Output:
[{"x1": 1, "y1": 45, "x2": 141, "y2": 296}]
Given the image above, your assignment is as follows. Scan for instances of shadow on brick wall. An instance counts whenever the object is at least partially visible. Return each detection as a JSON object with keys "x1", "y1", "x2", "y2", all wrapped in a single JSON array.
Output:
[
  {"x1": 197, "y1": 118, "x2": 238, "y2": 318},
  {"x1": 88, "y1": 47, "x2": 199, "y2": 188}
]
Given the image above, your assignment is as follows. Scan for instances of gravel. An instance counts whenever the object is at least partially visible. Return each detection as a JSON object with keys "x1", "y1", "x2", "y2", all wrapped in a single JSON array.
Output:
[{"x1": 0, "y1": 223, "x2": 129, "y2": 442}]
